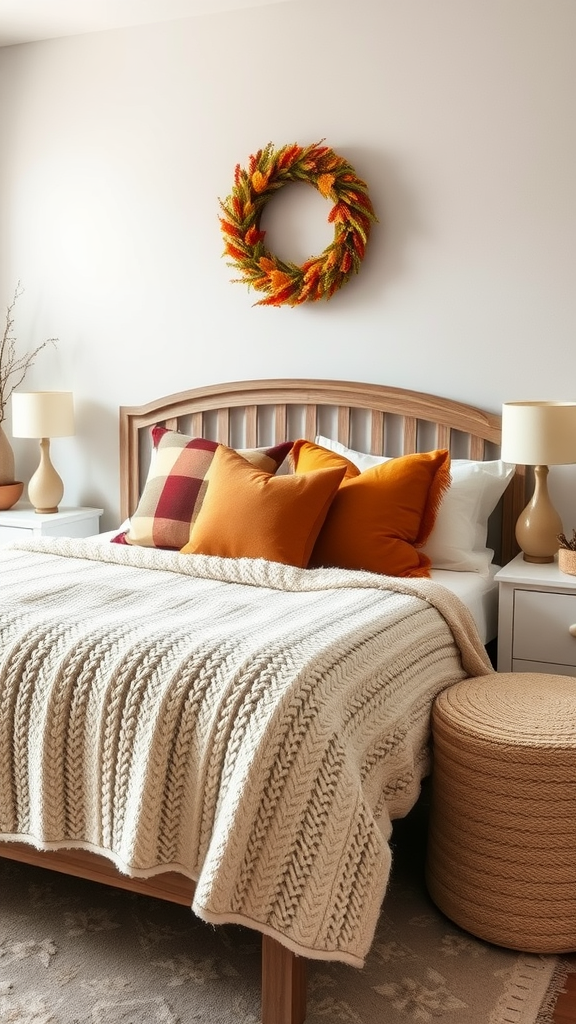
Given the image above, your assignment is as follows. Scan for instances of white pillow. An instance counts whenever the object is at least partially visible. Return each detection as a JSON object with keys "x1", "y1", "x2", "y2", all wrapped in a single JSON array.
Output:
[
  {"x1": 315, "y1": 436, "x2": 515, "y2": 575},
  {"x1": 421, "y1": 459, "x2": 515, "y2": 574},
  {"x1": 316, "y1": 436, "x2": 390, "y2": 472}
]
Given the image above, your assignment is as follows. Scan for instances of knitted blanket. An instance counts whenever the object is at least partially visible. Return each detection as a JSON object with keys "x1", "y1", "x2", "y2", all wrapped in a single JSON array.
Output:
[{"x1": 0, "y1": 539, "x2": 492, "y2": 966}]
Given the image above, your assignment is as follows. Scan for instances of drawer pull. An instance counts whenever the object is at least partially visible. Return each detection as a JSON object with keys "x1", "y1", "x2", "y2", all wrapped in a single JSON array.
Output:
[{"x1": 570, "y1": 624, "x2": 576, "y2": 638}]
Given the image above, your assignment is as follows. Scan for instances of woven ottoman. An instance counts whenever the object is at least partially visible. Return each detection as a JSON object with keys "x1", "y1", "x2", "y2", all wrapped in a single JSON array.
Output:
[{"x1": 425, "y1": 672, "x2": 576, "y2": 953}]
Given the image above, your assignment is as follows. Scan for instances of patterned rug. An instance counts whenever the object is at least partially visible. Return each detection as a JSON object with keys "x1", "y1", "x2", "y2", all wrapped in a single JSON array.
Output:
[{"x1": 0, "y1": 789, "x2": 568, "y2": 1024}]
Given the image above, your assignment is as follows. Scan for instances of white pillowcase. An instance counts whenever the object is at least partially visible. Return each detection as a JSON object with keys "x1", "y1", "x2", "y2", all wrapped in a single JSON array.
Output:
[
  {"x1": 316, "y1": 436, "x2": 390, "y2": 472},
  {"x1": 421, "y1": 459, "x2": 515, "y2": 574},
  {"x1": 315, "y1": 435, "x2": 515, "y2": 575}
]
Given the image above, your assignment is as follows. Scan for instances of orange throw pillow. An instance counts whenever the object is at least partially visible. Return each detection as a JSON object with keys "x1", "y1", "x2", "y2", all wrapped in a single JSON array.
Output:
[
  {"x1": 180, "y1": 445, "x2": 346, "y2": 568},
  {"x1": 292, "y1": 443, "x2": 451, "y2": 577}
]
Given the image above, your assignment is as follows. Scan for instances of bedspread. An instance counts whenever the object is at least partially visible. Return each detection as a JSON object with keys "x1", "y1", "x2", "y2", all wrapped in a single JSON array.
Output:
[{"x1": 0, "y1": 539, "x2": 492, "y2": 966}]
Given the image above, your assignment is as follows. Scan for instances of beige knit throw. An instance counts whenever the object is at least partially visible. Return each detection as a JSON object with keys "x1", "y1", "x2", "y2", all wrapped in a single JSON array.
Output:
[{"x1": 0, "y1": 539, "x2": 491, "y2": 966}]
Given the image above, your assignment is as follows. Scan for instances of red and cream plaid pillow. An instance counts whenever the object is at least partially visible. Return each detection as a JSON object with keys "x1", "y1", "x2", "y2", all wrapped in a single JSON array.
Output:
[{"x1": 112, "y1": 426, "x2": 293, "y2": 550}]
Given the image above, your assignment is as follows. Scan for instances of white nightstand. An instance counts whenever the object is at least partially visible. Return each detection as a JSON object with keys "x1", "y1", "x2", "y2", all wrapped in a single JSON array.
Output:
[
  {"x1": 0, "y1": 504, "x2": 104, "y2": 548},
  {"x1": 495, "y1": 553, "x2": 576, "y2": 676}
]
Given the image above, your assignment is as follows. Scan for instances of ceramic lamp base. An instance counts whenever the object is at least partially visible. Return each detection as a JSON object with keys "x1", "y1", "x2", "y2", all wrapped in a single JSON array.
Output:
[
  {"x1": 516, "y1": 465, "x2": 563, "y2": 564},
  {"x1": 28, "y1": 438, "x2": 64, "y2": 514}
]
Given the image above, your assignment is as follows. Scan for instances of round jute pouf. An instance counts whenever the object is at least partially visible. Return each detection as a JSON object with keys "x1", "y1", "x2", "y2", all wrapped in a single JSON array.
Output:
[{"x1": 425, "y1": 672, "x2": 576, "y2": 954}]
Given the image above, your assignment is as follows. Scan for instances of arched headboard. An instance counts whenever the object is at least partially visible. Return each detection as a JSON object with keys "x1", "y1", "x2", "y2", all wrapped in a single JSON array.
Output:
[{"x1": 120, "y1": 378, "x2": 526, "y2": 566}]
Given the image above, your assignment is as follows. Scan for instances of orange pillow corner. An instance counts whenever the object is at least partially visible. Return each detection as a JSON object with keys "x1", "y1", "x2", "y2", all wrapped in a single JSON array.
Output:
[{"x1": 289, "y1": 438, "x2": 360, "y2": 480}]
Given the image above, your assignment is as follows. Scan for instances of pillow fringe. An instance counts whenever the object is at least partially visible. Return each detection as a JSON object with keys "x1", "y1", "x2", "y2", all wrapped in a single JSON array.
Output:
[{"x1": 415, "y1": 451, "x2": 451, "y2": 548}]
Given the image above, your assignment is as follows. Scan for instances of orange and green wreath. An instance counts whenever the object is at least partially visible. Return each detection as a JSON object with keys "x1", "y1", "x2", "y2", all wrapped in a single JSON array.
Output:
[{"x1": 219, "y1": 141, "x2": 377, "y2": 307}]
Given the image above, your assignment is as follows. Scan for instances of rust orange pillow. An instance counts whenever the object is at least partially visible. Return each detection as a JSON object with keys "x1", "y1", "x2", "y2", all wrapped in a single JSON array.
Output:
[
  {"x1": 180, "y1": 445, "x2": 346, "y2": 568},
  {"x1": 292, "y1": 444, "x2": 451, "y2": 577}
]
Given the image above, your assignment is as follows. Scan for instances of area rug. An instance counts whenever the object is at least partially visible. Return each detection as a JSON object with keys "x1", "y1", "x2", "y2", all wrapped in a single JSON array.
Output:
[{"x1": 0, "y1": 790, "x2": 567, "y2": 1024}]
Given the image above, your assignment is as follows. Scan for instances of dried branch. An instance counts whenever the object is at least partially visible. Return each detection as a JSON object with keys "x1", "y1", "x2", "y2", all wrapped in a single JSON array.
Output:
[
  {"x1": 558, "y1": 530, "x2": 576, "y2": 551},
  {"x1": 0, "y1": 283, "x2": 58, "y2": 423}
]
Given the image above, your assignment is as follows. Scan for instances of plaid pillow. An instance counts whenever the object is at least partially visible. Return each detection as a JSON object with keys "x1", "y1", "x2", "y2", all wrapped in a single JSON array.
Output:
[{"x1": 112, "y1": 427, "x2": 293, "y2": 550}]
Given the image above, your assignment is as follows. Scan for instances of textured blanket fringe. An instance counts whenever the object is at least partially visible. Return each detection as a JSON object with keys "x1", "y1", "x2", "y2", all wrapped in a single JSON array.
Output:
[
  {"x1": 196, "y1": 905, "x2": 365, "y2": 968},
  {"x1": 488, "y1": 955, "x2": 560, "y2": 1024},
  {"x1": 534, "y1": 957, "x2": 573, "y2": 1024}
]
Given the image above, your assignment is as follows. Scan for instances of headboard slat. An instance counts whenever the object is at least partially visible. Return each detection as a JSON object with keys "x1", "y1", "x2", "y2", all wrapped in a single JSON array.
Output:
[
  {"x1": 274, "y1": 405, "x2": 287, "y2": 444},
  {"x1": 403, "y1": 417, "x2": 417, "y2": 454},
  {"x1": 217, "y1": 409, "x2": 230, "y2": 444},
  {"x1": 469, "y1": 435, "x2": 485, "y2": 460},
  {"x1": 436, "y1": 424, "x2": 450, "y2": 449},
  {"x1": 190, "y1": 412, "x2": 203, "y2": 436},
  {"x1": 337, "y1": 407, "x2": 350, "y2": 445},
  {"x1": 245, "y1": 406, "x2": 258, "y2": 448},
  {"x1": 304, "y1": 406, "x2": 316, "y2": 441},
  {"x1": 370, "y1": 411, "x2": 384, "y2": 454}
]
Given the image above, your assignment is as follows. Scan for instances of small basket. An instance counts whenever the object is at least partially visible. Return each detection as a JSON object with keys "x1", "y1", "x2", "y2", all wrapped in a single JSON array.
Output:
[{"x1": 558, "y1": 547, "x2": 576, "y2": 576}]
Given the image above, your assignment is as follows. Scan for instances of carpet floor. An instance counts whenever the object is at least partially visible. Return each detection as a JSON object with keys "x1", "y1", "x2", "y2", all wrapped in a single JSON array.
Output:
[{"x1": 0, "y1": 789, "x2": 569, "y2": 1024}]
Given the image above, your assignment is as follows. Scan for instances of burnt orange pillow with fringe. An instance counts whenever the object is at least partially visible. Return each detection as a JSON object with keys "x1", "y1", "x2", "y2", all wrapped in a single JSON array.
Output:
[
  {"x1": 180, "y1": 445, "x2": 346, "y2": 568},
  {"x1": 292, "y1": 444, "x2": 451, "y2": 577}
]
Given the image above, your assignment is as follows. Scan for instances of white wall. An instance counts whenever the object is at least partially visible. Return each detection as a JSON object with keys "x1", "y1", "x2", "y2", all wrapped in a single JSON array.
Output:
[{"x1": 1, "y1": 0, "x2": 575, "y2": 530}]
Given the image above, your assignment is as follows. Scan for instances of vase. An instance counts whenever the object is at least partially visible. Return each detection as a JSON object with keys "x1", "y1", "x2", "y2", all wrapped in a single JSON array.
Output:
[
  {"x1": 0, "y1": 421, "x2": 16, "y2": 486},
  {"x1": 0, "y1": 422, "x2": 23, "y2": 509}
]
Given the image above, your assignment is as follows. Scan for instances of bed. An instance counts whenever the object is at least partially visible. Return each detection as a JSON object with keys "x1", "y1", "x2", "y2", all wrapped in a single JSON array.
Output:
[{"x1": 0, "y1": 378, "x2": 526, "y2": 1024}]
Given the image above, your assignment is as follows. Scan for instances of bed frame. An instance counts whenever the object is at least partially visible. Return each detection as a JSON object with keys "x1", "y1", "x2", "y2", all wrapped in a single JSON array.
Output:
[{"x1": 0, "y1": 378, "x2": 526, "y2": 1024}]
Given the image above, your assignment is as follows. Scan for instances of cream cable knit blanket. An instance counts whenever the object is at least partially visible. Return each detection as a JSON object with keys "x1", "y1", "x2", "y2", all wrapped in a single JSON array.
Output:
[{"x1": 0, "y1": 539, "x2": 492, "y2": 966}]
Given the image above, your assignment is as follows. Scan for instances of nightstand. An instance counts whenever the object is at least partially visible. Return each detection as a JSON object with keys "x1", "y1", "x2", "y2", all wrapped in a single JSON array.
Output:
[
  {"x1": 0, "y1": 504, "x2": 104, "y2": 548},
  {"x1": 495, "y1": 553, "x2": 576, "y2": 676}
]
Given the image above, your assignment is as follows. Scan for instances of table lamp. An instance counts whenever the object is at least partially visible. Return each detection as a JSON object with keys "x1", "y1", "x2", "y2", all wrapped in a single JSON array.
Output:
[
  {"x1": 11, "y1": 391, "x2": 75, "y2": 513},
  {"x1": 501, "y1": 400, "x2": 576, "y2": 563}
]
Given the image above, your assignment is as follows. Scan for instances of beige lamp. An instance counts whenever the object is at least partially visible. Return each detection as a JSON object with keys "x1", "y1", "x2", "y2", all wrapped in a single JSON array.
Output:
[
  {"x1": 501, "y1": 401, "x2": 576, "y2": 563},
  {"x1": 11, "y1": 391, "x2": 75, "y2": 513}
]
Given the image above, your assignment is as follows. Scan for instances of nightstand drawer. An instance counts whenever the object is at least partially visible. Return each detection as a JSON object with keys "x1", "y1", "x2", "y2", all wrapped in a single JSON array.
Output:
[
  {"x1": 0, "y1": 506, "x2": 103, "y2": 545},
  {"x1": 513, "y1": 658, "x2": 576, "y2": 677},
  {"x1": 513, "y1": 590, "x2": 576, "y2": 668}
]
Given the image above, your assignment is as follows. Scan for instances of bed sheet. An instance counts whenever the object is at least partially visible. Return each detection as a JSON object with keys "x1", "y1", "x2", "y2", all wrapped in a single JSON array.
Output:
[{"x1": 430, "y1": 566, "x2": 499, "y2": 644}]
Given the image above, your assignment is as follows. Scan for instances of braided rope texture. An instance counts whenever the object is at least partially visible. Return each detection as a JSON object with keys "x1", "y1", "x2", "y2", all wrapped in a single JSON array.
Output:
[
  {"x1": 219, "y1": 141, "x2": 377, "y2": 306},
  {"x1": 0, "y1": 539, "x2": 489, "y2": 966},
  {"x1": 426, "y1": 672, "x2": 576, "y2": 954}
]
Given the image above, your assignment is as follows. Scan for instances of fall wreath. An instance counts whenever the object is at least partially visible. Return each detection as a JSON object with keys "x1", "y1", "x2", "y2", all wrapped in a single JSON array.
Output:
[{"x1": 219, "y1": 141, "x2": 377, "y2": 307}]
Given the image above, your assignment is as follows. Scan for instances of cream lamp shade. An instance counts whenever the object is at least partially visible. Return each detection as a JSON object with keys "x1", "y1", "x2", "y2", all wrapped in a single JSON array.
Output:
[
  {"x1": 11, "y1": 391, "x2": 75, "y2": 514},
  {"x1": 501, "y1": 401, "x2": 576, "y2": 563}
]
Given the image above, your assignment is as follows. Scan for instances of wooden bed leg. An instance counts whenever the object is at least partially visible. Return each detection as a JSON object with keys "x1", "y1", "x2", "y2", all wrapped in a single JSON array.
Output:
[{"x1": 261, "y1": 934, "x2": 307, "y2": 1024}]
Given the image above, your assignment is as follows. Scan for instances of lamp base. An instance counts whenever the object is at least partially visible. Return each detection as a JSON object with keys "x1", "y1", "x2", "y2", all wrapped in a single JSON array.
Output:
[
  {"x1": 34, "y1": 506, "x2": 59, "y2": 515},
  {"x1": 27, "y1": 438, "x2": 64, "y2": 515},
  {"x1": 515, "y1": 465, "x2": 563, "y2": 565}
]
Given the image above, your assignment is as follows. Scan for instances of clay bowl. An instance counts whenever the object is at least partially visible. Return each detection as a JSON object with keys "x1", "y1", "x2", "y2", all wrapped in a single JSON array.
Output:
[{"x1": 0, "y1": 481, "x2": 24, "y2": 510}]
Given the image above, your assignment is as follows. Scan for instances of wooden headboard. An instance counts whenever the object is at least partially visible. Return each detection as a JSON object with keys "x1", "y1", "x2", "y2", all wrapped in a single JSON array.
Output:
[{"x1": 120, "y1": 378, "x2": 526, "y2": 566}]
